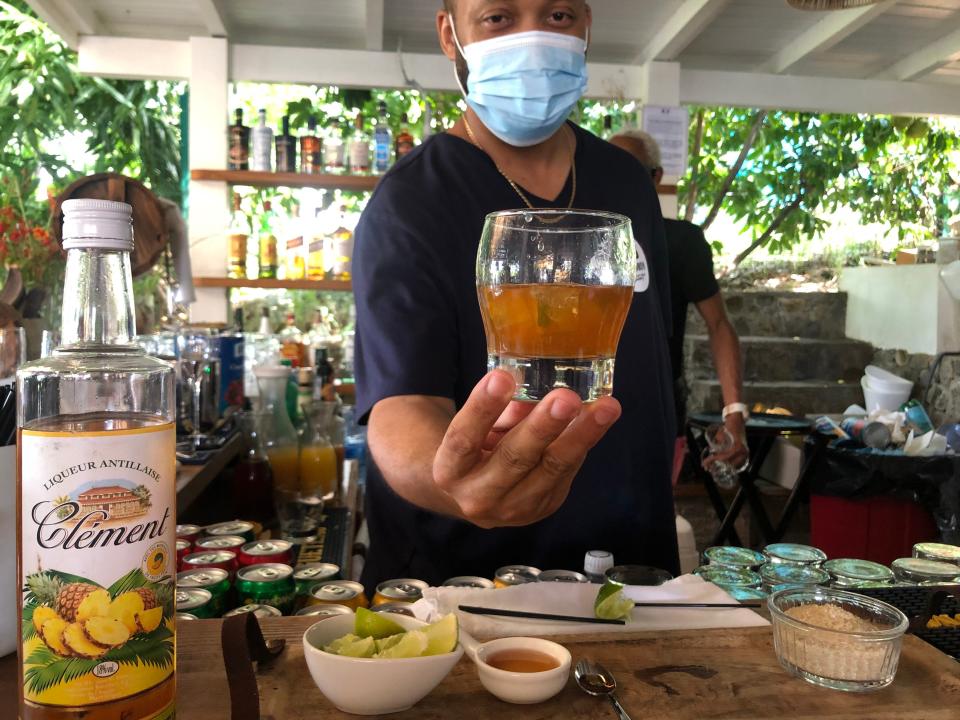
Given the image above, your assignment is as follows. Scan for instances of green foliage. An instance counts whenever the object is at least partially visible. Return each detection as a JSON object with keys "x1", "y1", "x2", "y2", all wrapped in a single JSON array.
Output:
[{"x1": 680, "y1": 106, "x2": 960, "y2": 262}]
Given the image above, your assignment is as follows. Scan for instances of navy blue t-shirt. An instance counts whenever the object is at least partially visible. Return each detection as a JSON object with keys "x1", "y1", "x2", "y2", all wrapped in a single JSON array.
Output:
[{"x1": 353, "y1": 123, "x2": 679, "y2": 590}]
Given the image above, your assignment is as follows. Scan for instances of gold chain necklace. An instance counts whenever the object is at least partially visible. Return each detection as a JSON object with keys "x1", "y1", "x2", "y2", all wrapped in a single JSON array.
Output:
[{"x1": 462, "y1": 116, "x2": 576, "y2": 210}]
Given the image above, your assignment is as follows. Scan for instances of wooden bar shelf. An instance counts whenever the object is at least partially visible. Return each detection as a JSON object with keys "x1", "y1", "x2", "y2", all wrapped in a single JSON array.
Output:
[
  {"x1": 193, "y1": 277, "x2": 352, "y2": 291},
  {"x1": 190, "y1": 169, "x2": 379, "y2": 192}
]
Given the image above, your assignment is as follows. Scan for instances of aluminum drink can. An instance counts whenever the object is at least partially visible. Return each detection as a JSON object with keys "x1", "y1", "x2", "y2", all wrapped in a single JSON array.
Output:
[
  {"x1": 182, "y1": 550, "x2": 238, "y2": 578},
  {"x1": 176, "y1": 538, "x2": 192, "y2": 571},
  {"x1": 177, "y1": 567, "x2": 232, "y2": 616},
  {"x1": 235, "y1": 563, "x2": 296, "y2": 614},
  {"x1": 372, "y1": 602, "x2": 416, "y2": 617},
  {"x1": 195, "y1": 534, "x2": 247, "y2": 553},
  {"x1": 223, "y1": 604, "x2": 282, "y2": 619},
  {"x1": 176, "y1": 612, "x2": 198, "y2": 621},
  {"x1": 493, "y1": 565, "x2": 541, "y2": 588},
  {"x1": 205, "y1": 520, "x2": 257, "y2": 544},
  {"x1": 293, "y1": 563, "x2": 341, "y2": 603},
  {"x1": 538, "y1": 569, "x2": 589, "y2": 583},
  {"x1": 295, "y1": 603, "x2": 355, "y2": 618},
  {"x1": 238, "y1": 539, "x2": 295, "y2": 567},
  {"x1": 176, "y1": 524, "x2": 203, "y2": 543},
  {"x1": 442, "y1": 575, "x2": 495, "y2": 589},
  {"x1": 372, "y1": 578, "x2": 429, "y2": 606},
  {"x1": 306, "y1": 580, "x2": 369, "y2": 610},
  {"x1": 176, "y1": 588, "x2": 215, "y2": 619}
]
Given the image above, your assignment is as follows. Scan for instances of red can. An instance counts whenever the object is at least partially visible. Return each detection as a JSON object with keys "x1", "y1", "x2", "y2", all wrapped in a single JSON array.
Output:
[
  {"x1": 238, "y1": 540, "x2": 295, "y2": 567},
  {"x1": 195, "y1": 534, "x2": 247, "y2": 553},
  {"x1": 176, "y1": 524, "x2": 203, "y2": 544},
  {"x1": 176, "y1": 538, "x2": 192, "y2": 571},
  {"x1": 181, "y1": 550, "x2": 238, "y2": 578}
]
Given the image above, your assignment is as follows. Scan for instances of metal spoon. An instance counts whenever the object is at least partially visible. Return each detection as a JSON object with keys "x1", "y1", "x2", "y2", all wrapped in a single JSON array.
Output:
[{"x1": 574, "y1": 659, "x2": 632, "y2": 720}]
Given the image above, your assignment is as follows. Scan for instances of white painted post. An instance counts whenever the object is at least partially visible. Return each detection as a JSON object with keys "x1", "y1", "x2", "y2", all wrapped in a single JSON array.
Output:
[
  {"x1": 640, "y1": 62, "x2": 682, "y2": 220},
  {"x1": 187, "y1": 36, "x2": 229, "y2": 324}
]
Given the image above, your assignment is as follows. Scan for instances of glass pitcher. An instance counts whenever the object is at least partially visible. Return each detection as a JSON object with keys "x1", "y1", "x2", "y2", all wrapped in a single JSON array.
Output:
[
  {"x1": 232, "y1": 410, "x2": 275, "y2": 524},
  {"x1": 302, "y1": 401, "x2": 339, "y2": 504}
]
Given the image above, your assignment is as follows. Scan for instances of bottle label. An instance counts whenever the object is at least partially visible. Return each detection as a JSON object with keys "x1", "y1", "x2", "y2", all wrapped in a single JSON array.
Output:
[
  {"x1": 20, "y1": 423, "x2": 176, "y2": 708},
  {"x1": 349, "y1": 141, "x2": 369, "y2": 171},
  {"x1": 229, "y1": 233, "x2": 248, "y2": 261}
]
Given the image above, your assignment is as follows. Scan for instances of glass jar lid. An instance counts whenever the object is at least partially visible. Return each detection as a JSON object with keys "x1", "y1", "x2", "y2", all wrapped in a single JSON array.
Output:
[
  {"x1": 694, "y1": 565, "x2": 762, "y2": 588},
  {"x1": 704, "y1": 546, "x2": 765, "y2": 569},
  {"x1": 727, "y1": 586, "x2": 767, "y2": 601},
  {"x1": 760, "y1": 563, "x2": 830, "y2": 586},
  {"x1": 891, "y1": 557, "x2": 960, "y2": 583},
  {"x1": 823, "y1": 558, "x2": 895, "y2": 584},
  {"x1": 913, "y1": 542, "x2": 960, "y2": 565},
  {"x1": 763, "y1": 543, "x2": 827, "y2": 565}
]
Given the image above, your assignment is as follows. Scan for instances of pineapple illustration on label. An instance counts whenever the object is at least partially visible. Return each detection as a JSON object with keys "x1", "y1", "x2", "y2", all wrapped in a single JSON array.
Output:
[{"x1": 20, "y1": 424, "x2": 176, "y2": 708}]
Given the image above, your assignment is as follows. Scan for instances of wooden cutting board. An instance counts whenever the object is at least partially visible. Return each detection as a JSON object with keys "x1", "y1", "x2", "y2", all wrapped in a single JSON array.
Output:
[{"x1": 169, "y1": 617, "x2": 959, "y2": 720}]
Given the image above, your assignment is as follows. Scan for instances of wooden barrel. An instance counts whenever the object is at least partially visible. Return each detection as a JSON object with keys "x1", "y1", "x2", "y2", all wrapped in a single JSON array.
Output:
[{"x1": 51, "y1": 173, "x2": 168, "y2": 277}]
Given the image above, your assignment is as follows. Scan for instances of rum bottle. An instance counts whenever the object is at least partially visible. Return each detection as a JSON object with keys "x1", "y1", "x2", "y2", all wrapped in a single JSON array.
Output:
[
  {"x1": 348, "y1": 114, "x2": 371, "y2": 174},
  {"x1": 299, "y1": 116, "x2": 322, "y2": 175},
  {"x1": 373, "y1": 101, "x2": 392, "y2": 174},
  {"x1": 228, "y1": 108, "x2": 250, "y2": 170},
  {"x1": 250, "y1": 108, "x2": 273, "y2": 172},
  {"x1": 395, "y1": 113, "x2": 415, "y2": 160},
  {"x1": 258, "y1": 200, "x2": 278, "y2": 280},
  {"x1": 275, "y1": 115, "x2": 297, "y2": 173},
  {"x1": 18, "y1": 199, "x2": 177, "y2": 720},
  {"x1": 227, "y1": 192, "x2": 250, "y2": 279}
]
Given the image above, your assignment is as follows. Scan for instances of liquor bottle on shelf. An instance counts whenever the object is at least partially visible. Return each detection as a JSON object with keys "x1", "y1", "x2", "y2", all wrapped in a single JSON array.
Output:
[
  {"x1": 373, "y1": 101, "x2": 392, "y2": 174},
  {"x1": 275, "y1": 114, "x2": 297, "y2": 173},
  {"x1": 227, "y1": 192, "x2": 251, "y2": 279},
  {"x1": 251, "y1": 108, "x2": 273, "y2": 172},
  {"x1": 323, "y1": 119, "x2": 345, "y2": 174},
  {"x1": 285, "y1": 203, "x2": 306, "y2": 280},
  {"x1": 314, "y1": 347, "x2": 336, "y2": 402},
  {"x1": 395, "y1": 112, "x2": 415, "y2": 161},
  {"x1": 300, "y1": 116, "x2": 323, "y2": 175},
  {"x1": 229, "y1": 108, "x2": 250, "y2": 170},
  {"x1": 279, "y1": 312, "x2": 306, "y2": 367},
  {"x1": 330, "y1": 211, "x2": 354, "y2": 281},
  {"x1": 18, "y1": 199, "x2": 177, "y2": 720},
  {"x1": 348, "y1": 113, "x2": 371, "y2": 175},
  {"x1": 602, "y1": 114, "x2": 613, "y2": 139},
  {"x1": 258, "y1": 200, "x2": 279, "y2": 280}
]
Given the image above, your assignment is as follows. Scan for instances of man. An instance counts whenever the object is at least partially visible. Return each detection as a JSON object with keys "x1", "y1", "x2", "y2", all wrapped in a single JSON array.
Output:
[
  {"x1": 353, "y1": 0, "x2": 678, "y2": 589},
  {"x1": 609, "y1": 130, "x2": 748, "y2": 480}
]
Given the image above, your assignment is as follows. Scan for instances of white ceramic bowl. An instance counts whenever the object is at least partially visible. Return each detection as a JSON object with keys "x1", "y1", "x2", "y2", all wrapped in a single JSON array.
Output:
[
  {"x1": 473, "y1": 636, "x2": 571, "y2": 704},
  {"x1": 861, "y1": 376, "x2": 910, "y2": 414},
  {"x1": 864, "y1": 365, "x2": 913, "y2": 393},
  {"x1": 302, "y1": 613, "x2": 463, "y2": 715}
]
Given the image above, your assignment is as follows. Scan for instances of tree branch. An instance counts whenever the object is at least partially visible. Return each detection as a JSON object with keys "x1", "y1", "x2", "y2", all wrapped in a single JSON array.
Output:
[
  {"x1": 732, "y1": 194, "x2": 803, "y2": 266},
  {"x1": 684, "y1": 108, "x2": 705, "y2": 222},
  {"x1": 701, "y1": 109, "x2": 768, "y2": 231}
]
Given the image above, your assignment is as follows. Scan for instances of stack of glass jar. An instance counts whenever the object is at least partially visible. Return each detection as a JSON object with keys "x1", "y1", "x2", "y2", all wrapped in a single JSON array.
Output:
[{"x1": 695, "y1": 541, "x2": 960, "y2": 600}]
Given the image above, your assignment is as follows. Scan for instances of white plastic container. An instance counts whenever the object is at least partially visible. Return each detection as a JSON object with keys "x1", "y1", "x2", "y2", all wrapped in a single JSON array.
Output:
[{"x1": 861, "y1": 375, "x2": 910, "y2": 413}]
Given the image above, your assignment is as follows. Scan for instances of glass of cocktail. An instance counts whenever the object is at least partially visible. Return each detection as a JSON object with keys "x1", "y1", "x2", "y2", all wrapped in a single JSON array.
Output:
[{"x1": 477, "y1": 209, "x2": 637, "y2": 402}]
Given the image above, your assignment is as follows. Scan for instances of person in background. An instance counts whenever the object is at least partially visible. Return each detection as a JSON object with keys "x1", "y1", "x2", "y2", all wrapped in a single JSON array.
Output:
[
  {"x1": 351, "y1": 0, "x2": 679, "y2": 590},
  {"x1": 610, "y1": 129, "x2": 749, "y2": 482}
]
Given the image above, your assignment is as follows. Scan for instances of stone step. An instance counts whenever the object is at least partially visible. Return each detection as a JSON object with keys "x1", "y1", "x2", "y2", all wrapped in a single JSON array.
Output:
[
  {"x1": 684, "y1": 335, "x2": 874, "y2": 383},
  {"x1": 686, "y1": 291, "x2": 848, "y2": 340},
  {"x1": 687, "y1": 379, "x2": 863, "y2": 417}
]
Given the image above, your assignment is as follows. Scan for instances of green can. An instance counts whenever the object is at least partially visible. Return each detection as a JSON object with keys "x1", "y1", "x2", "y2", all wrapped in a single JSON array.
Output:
[
  {"x1": 205, "y1": 520, "x2": 257, "y2": 544},
  {"x1": 175, "y1": 588, "x2": 215, "y2": 619},
  {"x1": 235, "y1": 563, "x2": 296, "y2": 614},
  {"x1": 294, "y1": 562, "x2": 341, "y2": 596},
  {"x1": 177, "y1": 567, "x2": 232, "y2": 617}
]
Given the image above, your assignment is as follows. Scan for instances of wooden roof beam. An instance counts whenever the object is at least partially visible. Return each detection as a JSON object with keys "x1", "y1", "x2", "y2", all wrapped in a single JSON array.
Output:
[
  {"x1": 762, "y1": 0, "x2": 895, "y2": 75},
  {"x1": 876, "y1": 23, "x2": 960, "y2": 81},
  {"x1": 365, "y1": 0, "x2": 384, "y2": 51},
  {"x1": 634, "y1": 0, "x2": 729, "y2": 64}
]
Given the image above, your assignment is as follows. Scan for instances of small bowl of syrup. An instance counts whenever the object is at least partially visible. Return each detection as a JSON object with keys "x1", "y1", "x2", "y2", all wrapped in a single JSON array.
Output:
[{"x1": 472, "y1": 636, "x2": 571, "y2": 704}]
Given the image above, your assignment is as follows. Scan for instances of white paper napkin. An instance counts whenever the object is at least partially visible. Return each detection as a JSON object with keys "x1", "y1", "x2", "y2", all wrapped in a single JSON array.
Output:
[{"x1": 410, "y1": 574, "x2": 769, "y2": 639}]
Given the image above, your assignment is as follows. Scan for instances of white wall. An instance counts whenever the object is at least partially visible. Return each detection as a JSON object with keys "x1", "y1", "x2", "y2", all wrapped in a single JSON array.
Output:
[{"x1": 840, "y1": 264, "x2": 960, "y2": 355}]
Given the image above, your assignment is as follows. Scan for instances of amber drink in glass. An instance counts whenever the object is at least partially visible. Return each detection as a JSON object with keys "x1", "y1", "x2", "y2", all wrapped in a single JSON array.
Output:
[{"x1": 476, "y1": 210, "x2": 636, "y2": 402}]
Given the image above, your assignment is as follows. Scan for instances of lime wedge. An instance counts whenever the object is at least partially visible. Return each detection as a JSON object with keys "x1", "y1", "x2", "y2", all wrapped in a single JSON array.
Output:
[
  {"x1": 375, "y1": 633, "x2": 406, "y2": 653},
  {"x1": 422, "y1": 613, "x2": 458, "y2": 656},
  {"x1": 323, "y1": 633, "x2": 362, "y2": 654},
  {"x1": 335, "y1": 635, "x2": 377, "y2": 658},
  {"x1": 355, "y1": 606, "x2": 406, "y2": 639},
  {"x1": 373, "y1": 629, "x2": 429, "y2": 659},
  {"x1": 594, "y1": 582, "x2": 633, "y2": 621}
]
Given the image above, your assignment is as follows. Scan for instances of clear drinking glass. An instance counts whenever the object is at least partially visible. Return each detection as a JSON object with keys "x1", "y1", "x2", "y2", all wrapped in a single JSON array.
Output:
[
  {"x1": 179, "y1": 334, "x2": 213, "y2": 451},
  {"x1": 476, "y1": 209, "x2": 637, "y2": 402},
  {"x1": 701, "y1": 423, "x2": 739, "y2": 489}
]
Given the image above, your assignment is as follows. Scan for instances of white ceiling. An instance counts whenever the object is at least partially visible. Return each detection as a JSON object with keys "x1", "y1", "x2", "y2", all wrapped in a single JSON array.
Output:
[{"x1": 25, "y1": 0, "x2": 960, "y2": 87}]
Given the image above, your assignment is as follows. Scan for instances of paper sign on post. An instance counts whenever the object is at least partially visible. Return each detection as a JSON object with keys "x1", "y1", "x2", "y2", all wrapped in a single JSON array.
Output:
[{"x1": 642, "y1": 105, "x2": 689, "y2": 178}]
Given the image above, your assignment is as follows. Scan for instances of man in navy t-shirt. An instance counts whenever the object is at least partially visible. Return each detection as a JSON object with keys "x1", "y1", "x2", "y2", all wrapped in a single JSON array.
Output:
[{"x1": 353, "y1": 0, "x2": 679, "y2": 589}]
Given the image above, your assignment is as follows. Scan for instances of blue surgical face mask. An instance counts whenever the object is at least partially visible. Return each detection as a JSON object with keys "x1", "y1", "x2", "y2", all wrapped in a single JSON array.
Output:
[{"x1": 450, "y1": 22, "x2": 589, "y2": 147}]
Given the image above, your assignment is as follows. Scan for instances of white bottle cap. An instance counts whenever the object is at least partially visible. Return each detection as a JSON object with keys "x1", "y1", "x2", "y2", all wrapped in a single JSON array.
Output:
[
  {"x1": 584, "y1": 550, "x2": 614, "y2": 578},
  {"x1": 61, "y1": 199, "x2": 134, "y2": 251}
]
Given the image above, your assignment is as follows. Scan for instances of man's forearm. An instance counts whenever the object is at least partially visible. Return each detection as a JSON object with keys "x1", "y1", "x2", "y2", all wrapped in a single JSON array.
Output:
[
  {"x1": 367, "y1": 395, "x2": 464, "y2": 518},
  {"x1": 708, "y1": 318, "x2": 743, "y2": 407}
]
